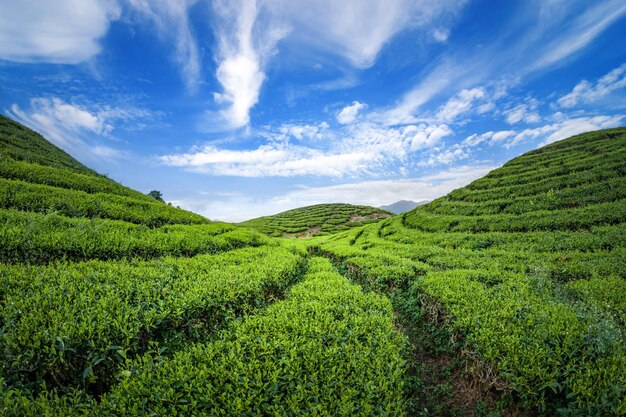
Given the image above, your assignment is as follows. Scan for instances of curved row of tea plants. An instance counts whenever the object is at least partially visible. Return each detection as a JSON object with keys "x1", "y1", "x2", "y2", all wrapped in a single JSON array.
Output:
[
  {"x1": 0, "y1": 209, "x2": 267, "y2": 264},
  {"x1": 313, "y1": 128, "x2": 626, "y2": 415},
  {"x1": 240, "y1": 203, "x2": 391, "y2": 237},
  {"x1": 0, "y1": 157, "x2": 155, "y2": 202},
  {"x1": 97, "y1": 257, "x2": 406, "y2": 416},
  {"x1": 1, "y1": 257, "x2": 407, "y2": 416},
  {"x1": 0, "y1": 246, "x2": 306, "y2": 399},
  {"x1": 0, "y1": 115, "x2": 96, "y2": 174},
  {"x1": 0, "y1": 178, "x2": 208, "y2": 227}
]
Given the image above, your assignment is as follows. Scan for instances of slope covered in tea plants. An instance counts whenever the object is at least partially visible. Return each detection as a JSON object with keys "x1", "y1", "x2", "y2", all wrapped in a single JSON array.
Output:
[
  {"x1": 0, "y1": 115, "x2": 408, "y2": 416},
  {"x1": 313, "y1": 127, "x2": 626, "y2": 416},
  {"x1": 240, "y1": 203, "x2": 392, "y2": 237}
]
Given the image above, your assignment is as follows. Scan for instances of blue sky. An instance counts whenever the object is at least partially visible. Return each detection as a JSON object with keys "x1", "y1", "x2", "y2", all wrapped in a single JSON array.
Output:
[{"x1": 1, "y1": 0, "x2": 625, "y2": 221}]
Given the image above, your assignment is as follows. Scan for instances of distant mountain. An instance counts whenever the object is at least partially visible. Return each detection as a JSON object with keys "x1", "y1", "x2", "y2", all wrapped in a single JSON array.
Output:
[
  {"x1": 379, "y1": 200, "x2": 429, "y2": 214},
  {"x1": 239, "y1": 203, "x2": 392, "y2": 237}
]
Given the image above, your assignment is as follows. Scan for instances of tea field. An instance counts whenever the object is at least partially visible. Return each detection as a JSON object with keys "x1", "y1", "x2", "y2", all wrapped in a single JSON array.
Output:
[
  {"x1": 312, "y1": 127, "x2": 626, "y2": 416},
  {"x1": 0, "y1": 114, "x2": 625, "y2": 416},
  {"x1": 239, "y1": 203, "x2": 391, "y2": 237}
]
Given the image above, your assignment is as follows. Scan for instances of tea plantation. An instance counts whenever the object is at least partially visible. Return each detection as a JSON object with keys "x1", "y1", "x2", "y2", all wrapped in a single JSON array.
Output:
[
  {"x1": 239, "y1": 203, "x2": 391, "y2": 237},
  {"x1": 1, "y1": 114, "x2": 624, "y2": 416},
  {"x1": 0, "y1": 116, "x2": 406, "y2": 415},
  {"x1": 312, "y1": 127, "x2": 626, "y2": 415}
]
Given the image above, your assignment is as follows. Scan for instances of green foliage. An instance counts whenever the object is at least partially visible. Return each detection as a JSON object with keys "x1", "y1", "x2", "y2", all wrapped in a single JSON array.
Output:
[
  {"x1": 98, "y1": 257, "x2": 407, "y2": 416},
  {"x1": 147, "y1": 190, "x2": 164, "y2": 202},
  {"x1": 0, "y1": 157, "x2": 154, "y2": 202},
  {"x1": 240, "y1": 203, "x2": 392, "y2": 237},
  {"x1": 0, "y1": 209, "x2": 269, "y2": 264},
  {"x1": 0, "y1": 178, "x2": 208, "y2": 227},
  {"x1": 1, "y1": 117, "x2": 624, "y2": 415},
  {"x1": 0, "y1": 115, "x2": 96, "y2": 174},
  {"x1": 0, "y1": 246, "x2": 305, "y2": 396},
  {"x1": 314, "y1": 128, "x2": 626, "y2": 415}
]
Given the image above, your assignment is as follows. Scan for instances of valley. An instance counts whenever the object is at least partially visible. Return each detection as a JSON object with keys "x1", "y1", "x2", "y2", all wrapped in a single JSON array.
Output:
[{"x1": 0, "y1": 115, "x2": 625, "y2": 416}]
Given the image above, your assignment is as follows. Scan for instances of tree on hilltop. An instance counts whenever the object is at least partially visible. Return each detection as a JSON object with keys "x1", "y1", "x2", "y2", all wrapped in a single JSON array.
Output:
[{"x1": 148, "y1": 190, "x2": 164, "y2": 203}]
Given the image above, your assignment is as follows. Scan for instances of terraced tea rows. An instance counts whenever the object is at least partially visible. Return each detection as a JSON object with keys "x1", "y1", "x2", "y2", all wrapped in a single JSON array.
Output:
[
  {"x1": 0, "y1": 246, "x2": 305, "y2": 395},
  {"x1": 240, "y1": 203, "x2": 391, "y2": 237},
  {"x1": 313, "y1": 127, "x2": 626, "y2": 415},
  {"x1": 0, "y1": 116, "x2": 409, "y2": 416}
]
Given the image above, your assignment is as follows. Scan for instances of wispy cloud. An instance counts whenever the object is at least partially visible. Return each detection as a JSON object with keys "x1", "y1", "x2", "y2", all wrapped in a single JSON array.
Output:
[
  {"x1": 0, "y1": 0, "x2": 120, "y2": 63},
  {"x1": 462, "y1": 114, "x2": 624, "y2": 149},
  {"x1": 207, "y1": 0, "x2": 464, "y2": 129},
  {"x1": 127, "y1": 0, "x2": 201, "y2": 92},
  {"x1": 174, "y1": 164, "x2": 494, "y2": 222},
  {"x1": 504, "y1": 99, "x2": 541, "y2": 124},
  {"x1": 376, "y1": 0, "x2": 626, "y2": 126},
  {"x1": 532, "y1": 0, "x2": 626, "y2": 70},
  {"x1": 557, "y1": 63, "x2": 626, "y2": 108},
  {"x1": 6, "y1": 97, "x2": 154, "y2": 161},
  {"x1": 420, "y1": 145, "x2": 468, "y2": 167},
  {"x1": 209, "y1": 0, "x2": 288, "y2": 129},
  {"x1": 158, "y1": 121, "x2": 451, "y2": 177},
  {"x1": 268, "y1": 0, "x2": 464, "y2": 68},
  {"x1": 435, "y1": 88, "x2": 487, "y2": 122}
]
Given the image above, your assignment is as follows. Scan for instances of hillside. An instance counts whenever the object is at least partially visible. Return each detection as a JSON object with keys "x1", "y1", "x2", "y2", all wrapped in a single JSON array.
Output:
[
  {"x1": 380, "y1": 199, "x2": 429, "y2": 214},
  {"x1": 0, "y1": 116, "x2": 213, "y2": 229},
  {"x1": 314, "y1": 127, "x2": 626, "y2": 415},
  {"x1": 1, "y1": 116, "x2": 625, "y2": 416},
  {"x1": 239, "y1": 203, "x2": 392, "y2": 237},
  {"x1": 0, "y1": 116, "x2": 407, "y2": 415}
]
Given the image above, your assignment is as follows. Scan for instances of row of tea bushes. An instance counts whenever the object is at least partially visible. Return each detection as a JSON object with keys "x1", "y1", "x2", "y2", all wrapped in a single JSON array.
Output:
[
  {"x1": 0, "y1": 157, "x2": 152, "y2": 201},
  {"x1": 0, "y1": 178, "x2": 208, "y2": 227},
  {"x1": 0, "y1": 246, "x2": 306, "y2": 396},
  {"x1": 99, "y1": 257, "x2": 406, "y2": 416},
  {"x1": 1, "y1": 257, "x2": 407, "y2": 416},
  {"x1": 0, "y1": 209, "x2": 268, "y2": 263}
]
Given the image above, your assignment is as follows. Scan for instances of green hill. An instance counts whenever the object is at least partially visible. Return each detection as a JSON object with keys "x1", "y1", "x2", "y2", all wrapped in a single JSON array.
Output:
[
  {"x1": 0, "y1": 116, "x2": 406, "y2": 416},
  {"x1": 0, "y1": 115, "x2": 213, "y2": 229},
  {"x1": 2, "y1": 115, "x2": 624, "y2": 416},
  {"x1": 240, "y1": 203, "x2": 392, "y2": 237},
  {"x1": 314, "y1": 127, "x2": 626, "y2": 415}
]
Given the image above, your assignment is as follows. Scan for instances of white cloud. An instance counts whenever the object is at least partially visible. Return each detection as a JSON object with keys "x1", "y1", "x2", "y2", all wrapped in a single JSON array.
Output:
[
  {"x1": 210, "y1": 0, "x2": 289, "y2": 129},
  {"x1": 158, "y1": 143, "x2": 375, "y2": 177},
  {"x1": 208, "y1": 0, "x2": 463, "y2": 129},
  {"x1": 268, "y1": 0, "x2": 463, "y2": 68},
  {"x1": 376, "y1": 1, "x2": 626, "y2": 127},
  {"x1": 504, "y1": 100, "x2": 541, "y2": 124},
  {"x1": 337, "y1": 101, "x2": 367, "y2": 124},
  {"x1": 158, "y1": 121, "x2": 451, "y2": 177},
  {"x1": 404, "y1": 124, "x2": 452, "y2": 150},
  {"x1": 10, "y1": 98, "x2": 111, "y2": 142},
  {"x1": 462, "y1": 114, "x2": 624, "y2": 149},
  {"x1": 176, "y1": 164, "x2": 495, "y2": 222},
  {"x1": 421, "y1": 145, "x2": 468, "y2": 166},
  {"x1": 127, "y1": 0, "x2": 201, "y2": 91},
  {"x1": 0, "y1": 0, "x2": 120, "y2": 63},
  {"x1": 6, "y1": 97, "x2": 153, "y2": 161},
  {"x1": 374, "y1": 62, "x2": 456, "y2": 125},
  {"x1": 432, "y1": 28, "x2": 450, "y2": 43},
  {"x1": 268, "y1": 122, "x2": 330, "y2": 142},
  {"x1": 435, "y1": 88, "x2": 486, "y2": 122},
  {"x1": 557, "y1": 63, "x2": 626, "y2": 108},
  {"x1": 533, "y1": 1, "x2": 626, "y2": 70}
]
